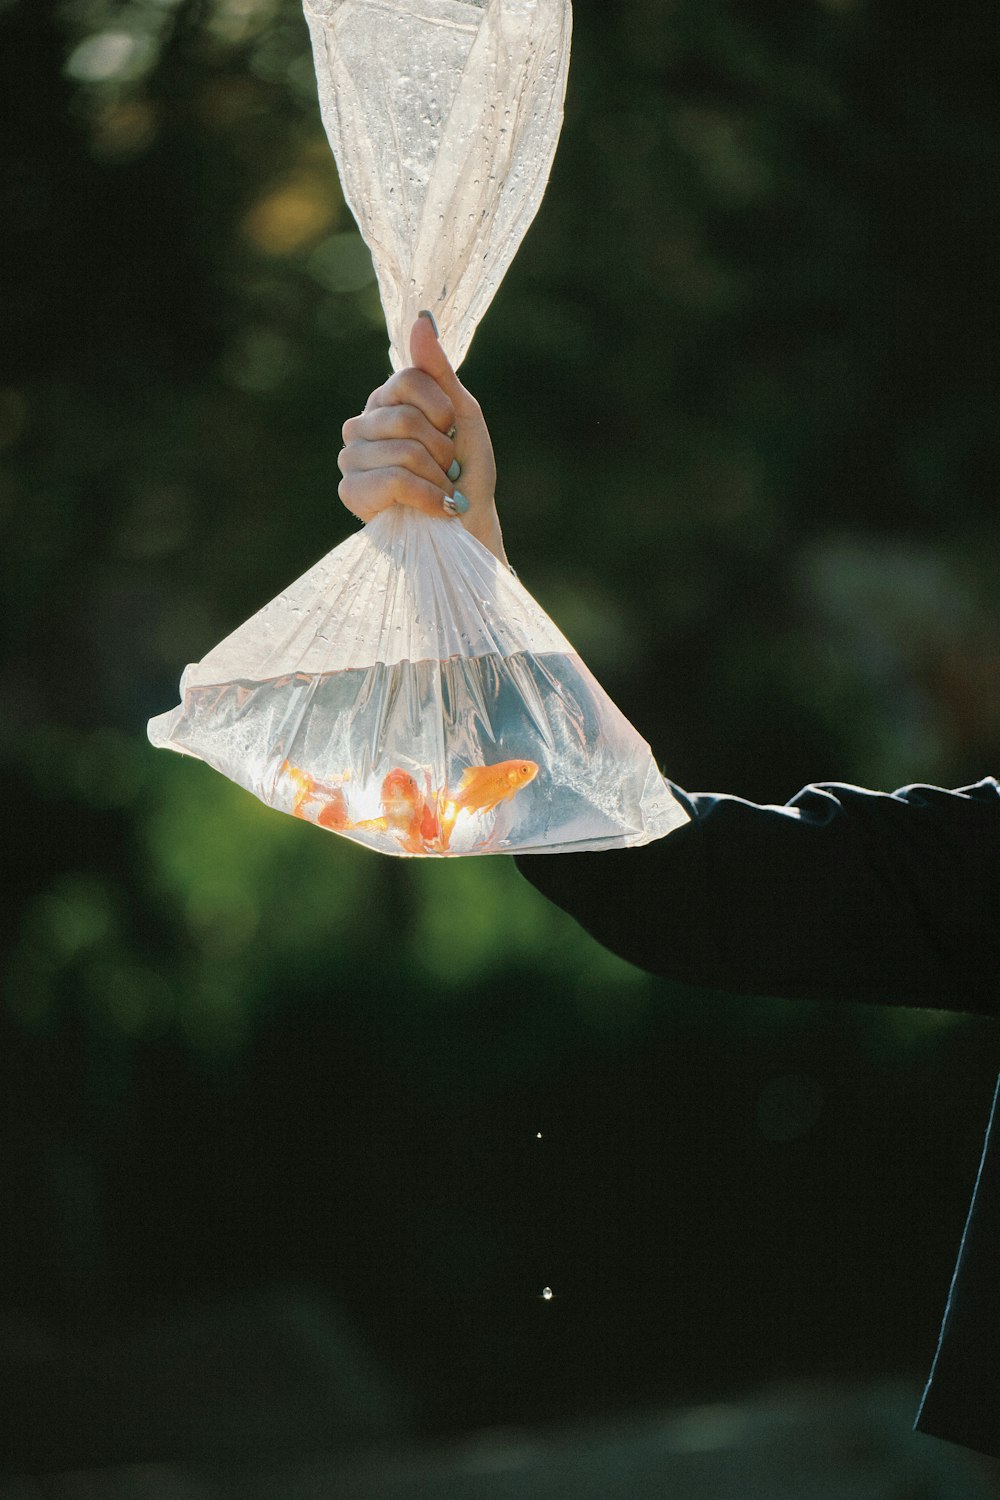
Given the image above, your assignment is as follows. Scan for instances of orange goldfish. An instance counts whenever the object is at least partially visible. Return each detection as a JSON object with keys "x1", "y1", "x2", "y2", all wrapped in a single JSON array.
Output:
[
  {"x1": 440, "y1": 759, "x2": 538, "y2": 849},
  {"x1": 358, "y1": 767, "x2": 442, "y2": 853},
  {"x1": 280, "y1": 760, "x2": 350, "y2": 831},
  {"x1": 315, "y1": 791, "x2": 351, "y2": 831},
  {"x1": 281, "y1": 758, "x2": 537, "y2": 854}
]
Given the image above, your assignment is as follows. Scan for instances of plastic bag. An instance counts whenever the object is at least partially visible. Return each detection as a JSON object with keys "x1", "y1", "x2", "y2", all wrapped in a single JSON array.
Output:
[
  {"x1": 148, "y1": 507, "x2": 686, "y2": 854},
  {"x1": 302, "y1": 0, "x2": 573, "y2": 373},
  {"x1": 147, "y1": 0, "x2": 690, "y2": 856}
]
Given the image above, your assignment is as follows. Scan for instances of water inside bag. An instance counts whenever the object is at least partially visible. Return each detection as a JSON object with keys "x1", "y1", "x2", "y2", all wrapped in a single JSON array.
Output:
[{"x1": 150, "y1": 650, "x2": 683, "y2": 857}]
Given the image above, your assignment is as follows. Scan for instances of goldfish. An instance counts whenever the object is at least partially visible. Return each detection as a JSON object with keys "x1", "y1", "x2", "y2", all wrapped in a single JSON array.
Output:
[
  {"x1": 440, "y1": 759, "x2": 538, "y2": 849},
  {"x1": 381, "y1": 767, "x2": 443, "y2": 853},
  {"x1": 353, "y1": 767, "x2": 442, "y2": 853},
  {"x1": 280, "y1": 760, "x2": 351, "y2": 831},
  {"x1": 315, "y1": 792, "x2": 351, "y2": 831},
  {"x1": 280, "y1": 757, "x2": 538, "y2": 855}
]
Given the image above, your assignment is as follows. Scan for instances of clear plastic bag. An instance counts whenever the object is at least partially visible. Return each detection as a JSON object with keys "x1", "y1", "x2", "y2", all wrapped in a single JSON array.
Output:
[
  {"x1": 147, "y1": 0, "x2": 690, "y2": 855},
  {"x1": 148, "y1": 507, "x2": 687, "y2": 854}
]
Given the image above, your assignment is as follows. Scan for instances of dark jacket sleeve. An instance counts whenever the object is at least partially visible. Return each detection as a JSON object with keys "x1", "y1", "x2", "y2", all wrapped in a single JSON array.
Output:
[{"x1": 515, "y1": 778, "x2": 1000, "y2": 1014}]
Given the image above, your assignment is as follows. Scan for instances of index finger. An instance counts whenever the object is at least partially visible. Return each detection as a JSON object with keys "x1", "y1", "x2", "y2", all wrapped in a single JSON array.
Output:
[{"x1": 366, "y1": 367, "x2": 456, "y2": 436}]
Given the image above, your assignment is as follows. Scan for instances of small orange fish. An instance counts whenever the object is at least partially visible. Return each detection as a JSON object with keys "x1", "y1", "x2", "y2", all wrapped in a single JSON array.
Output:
[
  {"x1": 315, "y1": 789, "x2": 351, "y2": 830},
  {"x1": 282, "y1": 758, "x2": 536, "y2": 854},
  {"x1": 280, "y1": 760, "x2": 350, "y2": 831},
  {"x1": 378, "y1": 767, "x2": 442, "y2": 854},
  {"x1": 440, "y1": 759, "x2": 538, "y2": 849},
  {"x1": 450, "y1": 759, "x2": 539, "y2": 816}
]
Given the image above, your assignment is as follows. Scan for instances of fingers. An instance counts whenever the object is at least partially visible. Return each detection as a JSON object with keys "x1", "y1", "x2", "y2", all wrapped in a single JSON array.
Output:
[
  {"x1": 341, "y1": 403, "x2": 454, "y2": 475},
  {"x1": 338, "y1": 316, "x2": 483, "y2": 528},
  {"x1": 409, "y1": 312, "x2": 463, "y2": 404},
  {"x1": 339, "y1": 401, "x2": 460, "y2": 524},
  {"x1": 339, "y1": 432, "x2": 453, "y2": 495},
  {"x1": 364, "y1": 366, "x2": 456, "y2": 436},
  {"x1": 338, "y1": 466, "x2": 458, "y2": 524}
]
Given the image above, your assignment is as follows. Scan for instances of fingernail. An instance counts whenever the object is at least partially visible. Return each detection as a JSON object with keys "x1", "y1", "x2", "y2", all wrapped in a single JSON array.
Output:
[
  {"x1": 442, "y1": 495, "x2": 458, "y2": 516},
  {"x1": 450, "y1": 489, "x2": 469, "y2": 515},
  {"x1": 447, "y1": 458, "x2": 461, "y2": 481},
  {"x1": 418, "y1": 309, "x2": 439, "y2": 337}
]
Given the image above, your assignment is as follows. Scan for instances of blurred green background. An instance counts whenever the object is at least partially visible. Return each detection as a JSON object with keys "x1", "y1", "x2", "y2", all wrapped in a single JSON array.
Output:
[{"x1": 2, "y1": 0, "x2": 999, "y2": 1468}]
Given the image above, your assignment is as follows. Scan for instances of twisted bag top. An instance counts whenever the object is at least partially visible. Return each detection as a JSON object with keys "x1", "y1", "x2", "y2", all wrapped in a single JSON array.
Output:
[{"x1": 302, "y1": 0, "x2": 571, "y2": 371}]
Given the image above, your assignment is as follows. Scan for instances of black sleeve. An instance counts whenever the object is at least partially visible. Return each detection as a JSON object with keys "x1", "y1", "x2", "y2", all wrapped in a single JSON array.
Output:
[{"x1": 514, "y1": 778, "x2": 1000, "y2": 1014}]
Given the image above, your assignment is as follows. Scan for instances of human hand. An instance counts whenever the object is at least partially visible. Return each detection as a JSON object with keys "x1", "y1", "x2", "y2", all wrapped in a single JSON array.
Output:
[{"x1": 338, "y1": 313, "x2": 506, "y2": 564}]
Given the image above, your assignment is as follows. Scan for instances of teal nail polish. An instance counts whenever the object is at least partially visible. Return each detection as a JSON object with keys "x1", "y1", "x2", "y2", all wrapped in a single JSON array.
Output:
[
  {"x1": 450, "y1": 490, "x2": 469, "y2": 515},
  {"x1": 447, "y1": 458, "x2": 461, "y2": 481},
  {"x1": 418, "y1": 309, "x2": 439, "y2": 337}
]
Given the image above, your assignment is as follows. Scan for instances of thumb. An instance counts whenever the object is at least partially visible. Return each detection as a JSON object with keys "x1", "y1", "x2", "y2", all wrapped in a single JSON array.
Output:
[{"x1": 410, "y1": 311, "x2": 463, "y2": 402}]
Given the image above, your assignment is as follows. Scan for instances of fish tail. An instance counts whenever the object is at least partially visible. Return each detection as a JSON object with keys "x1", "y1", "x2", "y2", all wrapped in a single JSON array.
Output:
[
  {"x1": 282, "y1": 761, "x2": 317, "y2": 816},
  {"x1": 352, "y1": 816, "x2": 389, "y2": 834}
]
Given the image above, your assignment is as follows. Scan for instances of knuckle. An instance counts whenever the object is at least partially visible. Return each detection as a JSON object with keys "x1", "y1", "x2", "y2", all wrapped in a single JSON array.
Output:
[
  {"x1": 383, "y1": 437, "x2": 425, "y2": 474},
  {"x1": 395, "y1": 405, "x2": 422, "y2": 438},
  {"x1": 436, "y1": 399, "x2": 457, "y2": 432},
  {"x1": 366, "y1": 375, "x2": 399, "y2": 411},
  {"x1": 398, "y1": 436, "x2": 425, "y2": 465},
  {"x1": 391, "y1": 369, "x2": 420, "y2": 402}
]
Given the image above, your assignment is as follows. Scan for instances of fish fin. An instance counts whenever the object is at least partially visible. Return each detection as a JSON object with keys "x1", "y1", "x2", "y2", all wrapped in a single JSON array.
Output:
[{"x1": 438, "y1": 800, "x2": 458, "y2": 851}]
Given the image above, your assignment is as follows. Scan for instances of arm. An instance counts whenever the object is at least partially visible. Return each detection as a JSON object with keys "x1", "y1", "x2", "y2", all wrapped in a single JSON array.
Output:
[
  {"x1": 337, "y1": 330, "x2": 999, "y2": 1016},
  {"x1": 516, "y1": 778, "x2": 1000, "y2": 1014}
]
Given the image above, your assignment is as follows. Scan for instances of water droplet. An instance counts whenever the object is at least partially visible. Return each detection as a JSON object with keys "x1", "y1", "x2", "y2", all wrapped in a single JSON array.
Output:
[
  {"x1": 541, "y1": 1286, "x2": 553, "y2": 1301},
  {"x1": 535, "y1": 1132, "x2": 542, "y2": 1139}
]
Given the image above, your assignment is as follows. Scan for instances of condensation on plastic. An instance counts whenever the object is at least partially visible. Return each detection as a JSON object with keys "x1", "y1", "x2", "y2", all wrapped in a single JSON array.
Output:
[
  {"x1": 147, "y1": 0, "x2": 691, "y2": 856},
  {"x1": 165, "y1": 504, "x2": 572, "y2": 684},
  {"x1": 302, "y1": 0, "x2": 572, "y2": 371}
]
